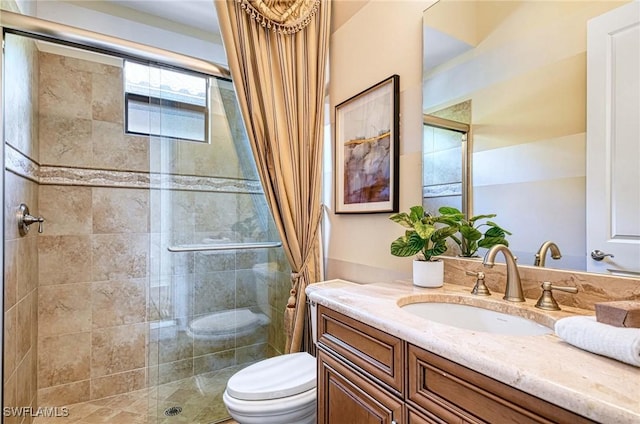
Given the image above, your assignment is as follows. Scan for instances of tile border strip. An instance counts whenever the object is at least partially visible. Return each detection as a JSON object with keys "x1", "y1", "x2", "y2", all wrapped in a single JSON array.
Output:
[
  {"x1": 5, "y1": 144, "x2": 263, "y2": 194},
  {"x1": 6, "y1": 143, "x2": 39, "y2": 183}
]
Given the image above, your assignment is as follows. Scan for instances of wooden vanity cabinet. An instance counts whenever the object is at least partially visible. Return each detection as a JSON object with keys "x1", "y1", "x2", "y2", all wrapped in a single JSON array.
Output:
[
  {"x1": 316, "y1": 305, "x2": 597, "y2": 424},
  {"x1": 316, "y1": 305, "x2": 404, "y2": 424}
]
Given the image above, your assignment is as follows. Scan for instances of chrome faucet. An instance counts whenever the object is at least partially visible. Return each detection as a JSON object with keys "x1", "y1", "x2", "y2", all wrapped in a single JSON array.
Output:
[
  {"x1": 482, "y1": 244, "x2": 525, "y2": 302},
  {"x1": 534, "y1": 241, "x2": 562, "y2": 267}
]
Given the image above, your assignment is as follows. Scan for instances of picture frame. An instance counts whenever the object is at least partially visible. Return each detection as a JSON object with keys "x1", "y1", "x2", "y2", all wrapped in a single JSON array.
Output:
[{"x1": 334, "y1": 75, "x2": 400, "y2": 214}]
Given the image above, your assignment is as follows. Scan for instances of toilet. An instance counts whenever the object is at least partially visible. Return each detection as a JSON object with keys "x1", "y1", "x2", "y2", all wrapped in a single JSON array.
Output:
[
  {"x1": 222, "y1": 302, "x2": 318, "y2": 424},
  {"x1": 187, "y1": 262, "x2": 274, "y2": 342},
  {"x1": 186, "y1": 308, "x2": 269, "y2": 341}
]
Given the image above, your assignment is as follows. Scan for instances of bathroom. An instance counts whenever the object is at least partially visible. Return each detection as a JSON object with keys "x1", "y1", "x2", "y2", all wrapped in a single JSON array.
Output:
[{"x1": 2, "y1": 0, "x2": 639, "y2": 423}]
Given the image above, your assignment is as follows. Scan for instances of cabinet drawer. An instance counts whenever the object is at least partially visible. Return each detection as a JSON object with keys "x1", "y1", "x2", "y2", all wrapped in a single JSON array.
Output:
[
  {"x1": 407, "y1": 344, "x2": 597, "y2": 424},
  {"x1": 317, "y1": 305, "x2": 404, "y2": 394},
  {"x1": 407, "y1": 405, "x2": 464, "y2": 424}
]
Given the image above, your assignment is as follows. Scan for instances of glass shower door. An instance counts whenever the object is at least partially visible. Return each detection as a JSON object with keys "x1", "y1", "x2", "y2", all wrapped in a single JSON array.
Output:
[{"x1": 147, "y1": 65, "x2": 290, "y2": 423}]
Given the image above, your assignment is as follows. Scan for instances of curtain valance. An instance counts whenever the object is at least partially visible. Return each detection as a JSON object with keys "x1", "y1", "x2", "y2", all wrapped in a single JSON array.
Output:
[{"x1": 237, "y1": 0, "x2": 320, "y2": 33}]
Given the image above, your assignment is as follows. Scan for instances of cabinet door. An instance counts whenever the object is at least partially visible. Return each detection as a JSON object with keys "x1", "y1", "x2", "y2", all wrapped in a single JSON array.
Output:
[{"x1": 318, "y1": 349, "x2": 403, "y2": 424}]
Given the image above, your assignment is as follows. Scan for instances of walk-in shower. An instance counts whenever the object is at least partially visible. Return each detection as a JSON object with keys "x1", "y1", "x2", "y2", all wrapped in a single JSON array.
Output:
[{"x1": 2, "y1": 11, "x2": 290, "y2": 424}]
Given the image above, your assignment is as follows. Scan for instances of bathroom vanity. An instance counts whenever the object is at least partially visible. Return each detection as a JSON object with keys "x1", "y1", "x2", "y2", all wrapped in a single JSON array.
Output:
[{"x1": 307, "y1": 280, "x2": 640, "y2": 424}]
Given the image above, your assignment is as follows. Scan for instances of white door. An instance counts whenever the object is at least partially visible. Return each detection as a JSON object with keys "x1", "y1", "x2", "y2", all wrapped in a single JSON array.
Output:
[{"x1": 586, "y1": 1, "x2": 640, "y2": 275}]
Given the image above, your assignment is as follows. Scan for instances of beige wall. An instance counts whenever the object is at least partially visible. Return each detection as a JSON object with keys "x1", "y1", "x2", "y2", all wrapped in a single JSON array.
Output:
[{"x1": 325, "y1": 0, "x2": 434, "y2": 282}]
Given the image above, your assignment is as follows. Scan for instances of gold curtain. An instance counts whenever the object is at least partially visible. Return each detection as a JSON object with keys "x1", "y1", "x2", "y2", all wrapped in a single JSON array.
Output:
[{"x1": 214, "y1": 0, "x2": 330, "y2": 353}]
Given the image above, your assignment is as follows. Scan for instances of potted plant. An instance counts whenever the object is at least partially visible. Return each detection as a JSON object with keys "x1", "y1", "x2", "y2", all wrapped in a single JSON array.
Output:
[
  {"x1": 389, "y1": 205, "x2": 459, "y2": 287},
  {"x1": 438, "y1": 206, "x2": 511, "y2": 258}
]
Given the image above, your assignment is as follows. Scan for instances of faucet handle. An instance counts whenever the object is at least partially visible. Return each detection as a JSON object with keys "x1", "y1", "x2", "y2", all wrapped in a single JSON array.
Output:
[
  {"x1": 534, "y1": 282, "x2": 578, "y2": 311},
  {"x1": 466, "y1": 271, "x2": 490, "y2": 296},
  {"x1": 17, "y1": 203, "x2": 45, "y2": 236}
]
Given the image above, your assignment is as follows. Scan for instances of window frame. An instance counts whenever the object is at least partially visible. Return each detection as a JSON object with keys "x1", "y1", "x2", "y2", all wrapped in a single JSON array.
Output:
[{"x1": 123, "y1": 61, "x2": 211, "y2": 143}]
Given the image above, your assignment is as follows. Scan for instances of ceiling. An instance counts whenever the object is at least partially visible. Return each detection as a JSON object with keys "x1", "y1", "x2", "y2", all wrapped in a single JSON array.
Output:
[
  {"x1": 101, "y1": 0, "x2": 367, "y2": 37},
  {"x1": 104, "y1": 0, "x2": 220, "y2": 35}
]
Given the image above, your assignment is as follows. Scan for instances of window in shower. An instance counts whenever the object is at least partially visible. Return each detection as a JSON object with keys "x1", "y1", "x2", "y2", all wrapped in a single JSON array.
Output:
[{"x1": 124, "y1": 60, "x2": 210, "y2": 142}]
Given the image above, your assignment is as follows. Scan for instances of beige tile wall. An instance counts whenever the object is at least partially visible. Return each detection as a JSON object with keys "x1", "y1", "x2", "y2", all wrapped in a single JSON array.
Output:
[
  {"x1": 31, "y1": 48, "x2": 290, "y2": 409},
  {"x1": 36, "y1": 188, "x2": 150, "y2": 406},
  {"x1": 4, "y1": 174, "x2": 39, "y2": 424},
  {"x1": 35, "y1": 51, "x2": 152, "y2": 403},
  {"x1": 3, "y1": 31, "x2": 40, "y2": 424}
]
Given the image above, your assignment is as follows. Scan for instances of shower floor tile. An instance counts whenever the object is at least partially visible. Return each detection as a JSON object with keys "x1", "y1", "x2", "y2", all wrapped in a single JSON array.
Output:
[{"x1": 32, "y1": 368, "x2": 241, "y2": 424}]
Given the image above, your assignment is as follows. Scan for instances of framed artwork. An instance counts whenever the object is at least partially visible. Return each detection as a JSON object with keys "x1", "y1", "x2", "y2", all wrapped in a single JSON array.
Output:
[{"x1": 335, "y1": 75, "x2": 400, "y2": 213}]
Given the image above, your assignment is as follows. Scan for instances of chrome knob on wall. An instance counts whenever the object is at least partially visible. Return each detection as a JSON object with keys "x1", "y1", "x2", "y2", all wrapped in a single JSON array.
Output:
[
  {"x1": 590, "y1": 250, "x2": 615, "y2": 261},
  {"x1": 17, "y1": 203, "x2": 45, "y2": 236}
]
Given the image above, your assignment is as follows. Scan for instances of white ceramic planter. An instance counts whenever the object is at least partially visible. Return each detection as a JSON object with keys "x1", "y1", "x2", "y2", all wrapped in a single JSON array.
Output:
[{"x1": 412, "y1": 259, "x2": 444, "y2": 288}]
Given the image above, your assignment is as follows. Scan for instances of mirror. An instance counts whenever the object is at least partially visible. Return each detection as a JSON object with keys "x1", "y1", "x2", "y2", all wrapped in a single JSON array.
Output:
[{"x1": 422, "y1": 0, "x2": 633, "y2": 273}]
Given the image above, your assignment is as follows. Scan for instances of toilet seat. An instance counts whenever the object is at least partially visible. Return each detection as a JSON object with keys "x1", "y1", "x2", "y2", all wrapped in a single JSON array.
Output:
[
  {"x1": 223, "y1": 386, "x2": 316, "y2": 424},
  {"x1": 187, "y1": 308, "x2": 269, "y2": 340},
  {"x1": 226, "y1": 352, "x2": 316, "y2": 401}
]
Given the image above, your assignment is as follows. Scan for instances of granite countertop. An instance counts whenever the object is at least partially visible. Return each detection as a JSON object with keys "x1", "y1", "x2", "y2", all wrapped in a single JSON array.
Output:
[{"x1": 306, "y1": 279, "x2": 640, "y2": 424}]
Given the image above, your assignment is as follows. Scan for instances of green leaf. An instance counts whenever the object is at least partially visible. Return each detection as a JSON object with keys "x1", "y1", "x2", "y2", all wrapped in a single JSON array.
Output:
[
  {"x1": 414, "y1": 221, "x2": 435, "y2": 240},
  {"x1": 470, "y1": 214, "x2": 497, "y2": 221},
  {"x1": 427, "y1": 240, "x2": 448, "y2": 257},
  {"x1": 409, "y1": 206, "x2": 425, "y2": 223},
  {"x1": 389, "y1": 212, "x2": 413, "y2": 228},
  {"x1": 432, "y1": 225, "x2": 458, "y2": 242},
  {"x1": 486, "y1": 221, "x2": 512, "y2": 235},
  {"x1": 439, "y1": 206, "x2": 461, "y2": 215},
  {"x1": 478, "y1": 237, "x2": 509, "y2": 248},
  {"x1": 484, "y1": 226, "x2": 506, "y2": 238},
  {"x1": 390, "y1": 235, "x2": 424, "y2": 257},
  {"x1": 435, "y1": 216, "x2": 461, "y2": 226},
  {"x1": 460, "y1": 226, "x2": 482, "y2": 241},
  {"x1": 408, "y1": 231, "x2": 428, "y2": 248}
]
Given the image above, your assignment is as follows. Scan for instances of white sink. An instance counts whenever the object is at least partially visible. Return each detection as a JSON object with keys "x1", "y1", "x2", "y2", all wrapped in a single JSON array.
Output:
[{"x1": 401, "y1": 302, "x2": 553, "y2": 336}]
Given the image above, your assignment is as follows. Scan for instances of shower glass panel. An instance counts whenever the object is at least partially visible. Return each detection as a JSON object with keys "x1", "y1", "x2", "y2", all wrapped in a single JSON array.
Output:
[
  {"x1": 3, "y1": 28, "x2": 290, "y2": 424},
  {"x1": 147, "y1": 60, "x2": 290, "y2": 423}
]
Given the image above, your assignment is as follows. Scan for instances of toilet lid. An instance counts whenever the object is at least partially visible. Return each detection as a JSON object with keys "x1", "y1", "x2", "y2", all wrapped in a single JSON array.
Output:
[
  {"x1": 226, "y1": 352, "x2": 316, "y2": 401},
  {"x1": 189, "y1": 309, "x2": 261, "y2": 335}
]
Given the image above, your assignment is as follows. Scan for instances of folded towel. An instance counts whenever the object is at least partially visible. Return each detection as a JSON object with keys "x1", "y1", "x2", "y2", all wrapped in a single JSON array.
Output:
[{"x1": 555, "y1": 316, "x2": 640, "y2": 367}]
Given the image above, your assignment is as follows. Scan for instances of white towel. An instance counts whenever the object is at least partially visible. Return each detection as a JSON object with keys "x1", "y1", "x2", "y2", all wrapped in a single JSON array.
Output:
[{"x1": 555, "y1": 316, "x2": 640, "y2": 367}]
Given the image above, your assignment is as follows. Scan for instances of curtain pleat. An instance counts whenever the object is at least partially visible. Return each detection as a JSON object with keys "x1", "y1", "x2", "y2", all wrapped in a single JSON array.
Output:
[{"x1": 215, "y1": 0, "x2": 330, "y2": 353}]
